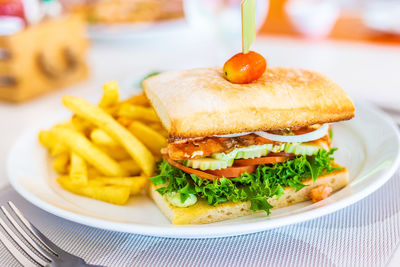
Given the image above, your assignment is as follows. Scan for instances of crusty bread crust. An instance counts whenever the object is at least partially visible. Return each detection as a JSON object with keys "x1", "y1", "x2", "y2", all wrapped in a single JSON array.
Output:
[
  {"x1": 143, "y1": 67, "x2": 355, "y2": 138},
  {"x1": 149, "y1": 164, "x2": 349, "y2": 224}
]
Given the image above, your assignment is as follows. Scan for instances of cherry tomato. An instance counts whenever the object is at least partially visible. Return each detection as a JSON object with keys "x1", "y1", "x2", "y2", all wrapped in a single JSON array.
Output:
[{"x1": 223, "y1": 51, "x2": 267, "y2": 84}]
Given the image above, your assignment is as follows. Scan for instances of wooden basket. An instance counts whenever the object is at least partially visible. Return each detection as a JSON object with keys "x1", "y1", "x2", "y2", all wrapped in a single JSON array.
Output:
[{"x1": 0, "y1": 15, "x2": 89, "y2": 102}]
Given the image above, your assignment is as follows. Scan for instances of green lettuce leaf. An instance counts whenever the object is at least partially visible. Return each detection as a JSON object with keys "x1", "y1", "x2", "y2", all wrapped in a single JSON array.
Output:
[{"x1": 149, "y1": 148, "x2": 339, "y2": 214}]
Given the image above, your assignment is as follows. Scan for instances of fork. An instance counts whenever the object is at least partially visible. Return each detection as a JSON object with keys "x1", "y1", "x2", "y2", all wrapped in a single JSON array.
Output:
[{"x1": 0, "y1": 201, "x2": 102, "y2": 267}]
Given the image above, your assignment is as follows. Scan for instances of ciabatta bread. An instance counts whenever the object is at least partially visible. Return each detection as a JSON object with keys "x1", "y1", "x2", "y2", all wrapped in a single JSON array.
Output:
[
  {"x1": 149, "y1": 165, "x2": 349, "y2": 224},
  {"x1": 143, "y1": 67, "x2": 355, "y2": 138}
]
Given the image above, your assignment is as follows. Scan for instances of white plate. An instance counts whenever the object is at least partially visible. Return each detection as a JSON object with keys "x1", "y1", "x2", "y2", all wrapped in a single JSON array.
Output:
[{"x1": 7, "y1": 100, "x2": 400, "y2": 238}]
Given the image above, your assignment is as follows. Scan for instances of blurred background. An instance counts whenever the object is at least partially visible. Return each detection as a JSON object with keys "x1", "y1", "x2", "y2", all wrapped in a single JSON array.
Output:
[
  {"x1": 1, "y1": 0, "x2": 400, "y2": 99},
  {"x1": 0, "y1": 0, "x2": 399, "y2": 112}
]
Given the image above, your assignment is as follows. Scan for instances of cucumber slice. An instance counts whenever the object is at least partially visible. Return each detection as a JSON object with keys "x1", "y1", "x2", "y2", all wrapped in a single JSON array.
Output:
[
  {"x1": 270, "y1": 144, "x2": 285, "y2": 153},
  {"x1": 212, "y1": 150, "x2": 237, "y2": 160},
  {"x1": 184, "y1": 158, "x2": 233, "y2": 170},
  {"x1": 295, "y1": 144, "x2": 320, "y2": 155},
  {"x1": 284, "y1": 143, "x2": 298, "y2": 153},
  {"x1": 284, "y1": 143, "x2": 320, "y2": 156},
  {"x1": 166, "y1": 192, "x2": 197, "y2": 207},
  {"x1": 212, "y1": 144, "x2": 269, "y2": 160},
  {"x1": 234, "y1": 145, "x2": 269, "y2": 159},
  {"x1": 210, "y1": 142, "x2": 322, "y2": 162}
]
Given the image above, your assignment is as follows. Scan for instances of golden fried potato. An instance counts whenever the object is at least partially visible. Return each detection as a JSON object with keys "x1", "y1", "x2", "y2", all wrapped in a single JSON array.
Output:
[
  {"x1": 39, "y1": 130, "x2": 53, "y2": 148},
  {"x1": 89, "y1": 176, "x2": 148, "y2": 195},
  {"x1": 39, "y1": 130, "x2": 68, "y2": 156},
  {"x1": 51, "y1": 126, "x2": 127, "y2": 177},
  {"x1": 97, "y1": 145, "x2": 131, "y2": 161},
  {"x1": 148, "y1": 123, "x2": 168, "y2": 138},
  {"x1": 62, "y1": 96, "x2": 155, "y2": 176},
  {"x1": 52, "y1": 152, "x2": 70, "y2": 174},
  {"x1": 142, "y1": 121, "x2": 168, "y2": 137},
  {"x1": 57, "y1": 176, "x2": 130, "y2": 205},
  {"x1": 117, "y1": 104, "x2": 159, "y2": 122},
  {"x1": 124, "y1": 93, "x2": 150, "y2": 107},
  {"x1": 50, "y1": 143, "x2": 68, "y2": 156},
  {"x1": 116, "y1": 117, "x2": 133, "y2": 128},
  {"x1": 90, "y1": 128, "x2": 119, "y2": 147},
  {"x1": 147, "y1": 122, "x2": 163, "y2": 131},
  {"x1": 128, "y1": 121, "x2": 166, "y2": 156},
  {"x1": 87, "y1": 167, "x2": 102, "y2": 178},
  {"x1": 119, "y1": 159, "x2": 141, "y2": 176},
  {"x1": 71, "y1": 115, "x2": 93, "y2": 136},
  {"x1": 99, "y1": 81, "x2": 119, "y2": 108},
  {"x1": 70, "y1": 152, "x2": 88, "y2": 185}
]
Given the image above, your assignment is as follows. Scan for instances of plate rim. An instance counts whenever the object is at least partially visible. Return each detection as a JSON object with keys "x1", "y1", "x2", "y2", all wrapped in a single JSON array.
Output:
[{"x1": 7, "y1": 100, "x2": 400, "y2": 238}]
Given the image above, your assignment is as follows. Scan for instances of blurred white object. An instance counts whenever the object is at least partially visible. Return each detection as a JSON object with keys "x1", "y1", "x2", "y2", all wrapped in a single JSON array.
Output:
[
  {"x1": 285, "y1": 0, "x2": 340, "y2": 39},
  {"x1": 0, "y1": 16, "x2": 25, "y2": 35},
  {"x1": 22, "y1": 0, "x2": 42, "y2": 25},
  {"x1": 183, "y1": 0, "x2": 269, "y2": 64},
  {"x1": 183, "y1": 0, "x2": 269, "y2": 44},
  {"x1": 363, "y1": 0, "x2": 400, "y2": 35},
  {"x1": 42, "y1": 0, "x2": 62, "y2": 19}
]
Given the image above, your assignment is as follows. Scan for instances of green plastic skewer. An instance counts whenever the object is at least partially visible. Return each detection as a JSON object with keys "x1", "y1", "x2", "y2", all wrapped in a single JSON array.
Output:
[{"x1": 241, "y1": 0, "x2": 256, "y2": 54}]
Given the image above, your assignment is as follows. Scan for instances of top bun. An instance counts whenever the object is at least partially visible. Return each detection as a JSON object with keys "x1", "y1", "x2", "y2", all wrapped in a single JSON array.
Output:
[{"x1": 143, "y1": 67, "x2": 355, "y2": 138}]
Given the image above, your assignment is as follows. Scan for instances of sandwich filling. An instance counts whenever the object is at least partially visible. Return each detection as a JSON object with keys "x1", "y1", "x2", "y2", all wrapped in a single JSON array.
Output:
[{"x1": 150, "y1": 125, "x2": 340, "y2": 214}]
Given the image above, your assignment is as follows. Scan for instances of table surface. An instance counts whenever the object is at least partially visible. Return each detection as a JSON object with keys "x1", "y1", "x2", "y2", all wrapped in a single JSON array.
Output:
[{"x1": 0, "y1": 35, "x2": 400, "y2": 265}]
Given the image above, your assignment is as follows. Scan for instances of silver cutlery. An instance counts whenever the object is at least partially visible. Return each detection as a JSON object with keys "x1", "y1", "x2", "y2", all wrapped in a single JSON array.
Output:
[{"x1": 0, "y1": 201, "x2": 102, "y2": 267}]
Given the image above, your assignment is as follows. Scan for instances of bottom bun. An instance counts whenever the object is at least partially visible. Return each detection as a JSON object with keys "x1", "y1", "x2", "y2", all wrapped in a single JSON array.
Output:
[{"x1": 149, "y1": 163, "x2": 349, "y2": 225}]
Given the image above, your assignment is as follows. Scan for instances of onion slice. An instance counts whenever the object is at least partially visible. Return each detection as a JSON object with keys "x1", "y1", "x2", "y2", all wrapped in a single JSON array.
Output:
[
  {"x1": 214, "y1": 132, "x2": 252, "y2": 138},
  {"x1": 255, "y1": 124, "x2": 329, "y2": 143}
]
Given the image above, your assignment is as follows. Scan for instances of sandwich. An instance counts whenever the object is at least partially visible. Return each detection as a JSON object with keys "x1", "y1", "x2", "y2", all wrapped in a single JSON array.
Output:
[{"x1": 143, "y1": 66, "x2": 355, "y2": 225}]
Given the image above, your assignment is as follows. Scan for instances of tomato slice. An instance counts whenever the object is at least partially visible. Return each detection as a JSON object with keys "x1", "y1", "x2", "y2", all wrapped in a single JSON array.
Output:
[
  {"x1": 163, "y1": 155, "x2": 219, "y2": 180},
  {"x1": 205, "y1": 165, "x2": 256, "y2": 178},
  {"x1": 266, "y1": 152, "x2": 295, "y2": 157},
  {"x1": 234, "y1": 156, "x2": 291, "y2": 166},
  {"x1": 163, "y1": 155, "x2": 290, "y2": 180}
]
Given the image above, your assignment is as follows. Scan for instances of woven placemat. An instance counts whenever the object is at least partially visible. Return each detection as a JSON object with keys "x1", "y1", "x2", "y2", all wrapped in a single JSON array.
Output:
[{"x1": 0, "y1": 170, "x2": 399, "y2": 267}]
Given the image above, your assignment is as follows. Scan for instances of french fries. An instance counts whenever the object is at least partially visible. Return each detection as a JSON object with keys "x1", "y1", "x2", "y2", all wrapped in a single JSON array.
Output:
[
  {"x1": 52, "y1": 152, "x2": 70, "y2": 174},
  {"x1": 90, "y1": 128, "x2": 119, "y2": 147},
  {"x1": 99, "y1": 81, "x2": 119, "y2": 108},
  {"x1": 39, "y1": 130, "x2": 67, "y2": 156},
  {"x1": 71, "y1": 115, "x2": 93, "y2": 136},
  {"x1": 87, "y1": 167, "x2": 102, "y2": 178},
  {"x1": 148, "y1": 122, "x2": 168, "y2": 138},
  {"x1": 123, "y1": 93, "x2": 150, "y2": 106},
  {"x1": 117, "y1": 104, "x2": 159, "y2": 122},
  {"x1": 50, "y1": 127, "x2": 127, "y2": 177},
  {"x1": 128, "y1": 121, "x2": 166, "y2": 156},
  {"x1": 119, "y1": 159, "x2": 141, "y2": 176},
  {"x1": 39, "y1": 81, "x2": 167, "y2": 205},
  {"x1": 116, "y1": 117, "x2": 133, "y2": 128},
  {"x1": 70, "y1": 152, "x2": 88, "y2": 185},
  {"x1": 97, "y1": 145, "x2": 131, "y2": 161},
  {"x1": 62, "y1": 96, "x2": 155, "y2": 176},
  {"x1": 88, "y1": 176, "x2": 148, "y2": 195},
  {"x1": 57, "y1": 176, "x2": 130, "y2": 205}
]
